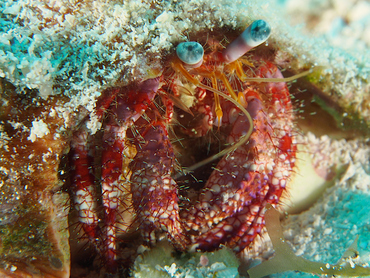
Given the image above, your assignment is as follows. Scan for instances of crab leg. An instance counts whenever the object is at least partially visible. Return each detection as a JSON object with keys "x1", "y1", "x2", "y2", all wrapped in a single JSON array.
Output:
[
  {"x1": 99, "y1": 79, "x2": 159, "y2": 268},
  {"x1": 183, "y1": 64, "x2": 296, "y2": 252},
  {"x1": 130, "y1": 109, "x2": 189, "y2": 250},
  {"x1": 70, "y1": 79, "x2": 159, "y2": 270},
  {"x1": 100, "y1": 123, "x2": 127, "y2": 267},
  {"x1": 70, "y1": 88, "x2": 124, "y2": 245},
  {"x1": 70, "y1": 128, "x2": 100, "y2": 241}
]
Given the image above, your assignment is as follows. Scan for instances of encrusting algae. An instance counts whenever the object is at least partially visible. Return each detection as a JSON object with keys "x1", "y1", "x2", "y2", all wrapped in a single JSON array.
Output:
[{"x1": 0, "y1": 79, "x2": 70, "y2": 277}]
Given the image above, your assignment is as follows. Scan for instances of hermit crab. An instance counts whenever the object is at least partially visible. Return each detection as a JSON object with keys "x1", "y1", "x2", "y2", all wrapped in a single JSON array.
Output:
[{"x1": 68, "y1": 19, "x2": 312, "y2": 273}]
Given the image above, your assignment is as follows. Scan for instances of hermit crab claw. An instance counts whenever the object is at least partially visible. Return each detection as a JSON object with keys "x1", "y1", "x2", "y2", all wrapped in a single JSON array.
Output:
[
  {"x1": 222, "y1": 19, "x2": 271, "y2": 63},
  {"x1": 176, "y1": 41, "x2": 204, "y2": 68}
]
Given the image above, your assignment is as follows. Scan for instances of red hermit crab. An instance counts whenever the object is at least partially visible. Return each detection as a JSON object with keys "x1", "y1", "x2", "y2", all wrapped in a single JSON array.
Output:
[{"x1": 69, "y1": 19, "x2": 309, "y2": 272}]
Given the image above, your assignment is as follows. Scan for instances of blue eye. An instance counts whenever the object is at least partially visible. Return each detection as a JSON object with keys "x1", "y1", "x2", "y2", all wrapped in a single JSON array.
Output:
[
  {"x1": 242, "y1": 19, "x2": 271, "y2": 47},
  {"x1": 222, "y1": 19, "x2": 271, "y2": 63},
  {"x1": 176, "y1": 42, "x2": 204, "y2": 66}
]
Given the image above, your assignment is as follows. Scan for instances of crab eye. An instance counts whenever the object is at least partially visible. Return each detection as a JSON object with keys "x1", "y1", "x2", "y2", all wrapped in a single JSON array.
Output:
[
  {"x1": 243, "y1": 19, "x2": 271, "y2": 47},
  {"x1": 222, "y1": 19, "x2": 271, "y2": 63},
  {"x1": 176, "y1": 41, "x2": 204, "y2": 67}
]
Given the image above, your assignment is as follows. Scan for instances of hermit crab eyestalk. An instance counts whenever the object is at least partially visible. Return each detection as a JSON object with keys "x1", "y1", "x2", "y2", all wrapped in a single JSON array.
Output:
[
  {"x1": 222, "y1": 19, "x2": 271, "y2": 63},
  {"x1": 176, "y1": 41, "x2": 204, "y2": 68}
]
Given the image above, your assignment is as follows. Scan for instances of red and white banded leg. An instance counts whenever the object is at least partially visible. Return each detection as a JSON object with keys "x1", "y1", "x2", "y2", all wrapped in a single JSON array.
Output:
[
  {"x1": 98, "y1": 80, "x2": 160, "y2": 269},
  {"x1": 70, "y1": 128, "x2": 101, "y2": 248},
  {"x1": 130, "y1": 115, "x2": 189, "y2": 249},
  {"x1": 183, "y1": 64, "x2": 296, "y2": 252}
]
